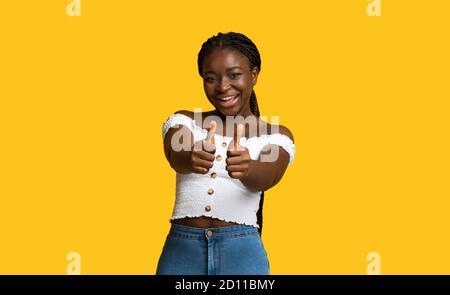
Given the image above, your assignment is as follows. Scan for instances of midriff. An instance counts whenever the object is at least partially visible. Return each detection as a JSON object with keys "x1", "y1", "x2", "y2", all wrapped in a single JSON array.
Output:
[{"x1": 171, "y1": 216, "x2": 239, "y2": 228}]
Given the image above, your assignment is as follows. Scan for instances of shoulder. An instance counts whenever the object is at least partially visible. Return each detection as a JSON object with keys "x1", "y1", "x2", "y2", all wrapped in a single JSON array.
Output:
[
  {"x1": 258, "y1": 118, "x2": 294, "y2": 143},
  {"x1": 173, "y1": 110, "x2": 219, "y2": 127},
  {"x1": 276, "y1": 125, "x2": 294, "y2": 143},
  {"x1": 173, "y1": 110, "x2": 214, "y2": 120},
  {"x1": 163, "y1": 110, "x2": 196, "y2": 135},
  {"x1": 173, "y1": 110, "x2": 194, "y2": 120}
]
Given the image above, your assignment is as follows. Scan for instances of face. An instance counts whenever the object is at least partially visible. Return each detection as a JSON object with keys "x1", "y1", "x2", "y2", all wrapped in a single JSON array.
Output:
[{"x1": 202, "y1": 48, "x2": 259, "y2": 118}]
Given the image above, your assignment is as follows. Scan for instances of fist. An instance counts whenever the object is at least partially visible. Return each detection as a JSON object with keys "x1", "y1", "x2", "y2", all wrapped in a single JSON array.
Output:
[
  {"x1": 226, "y1": 123, "x2": 251, "y2": 179},
  {"x1": 191, "y1": 121, "x2": 216, "y2": 174}
]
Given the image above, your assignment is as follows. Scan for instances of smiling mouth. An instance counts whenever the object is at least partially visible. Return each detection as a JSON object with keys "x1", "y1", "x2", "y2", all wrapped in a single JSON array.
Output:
[{"x1": 216, "y1": 93, "x2": 239, "y2": 107}]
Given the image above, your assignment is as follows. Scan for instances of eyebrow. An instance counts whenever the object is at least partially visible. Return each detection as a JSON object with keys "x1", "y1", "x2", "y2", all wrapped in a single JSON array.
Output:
[{"x1": 204, "y1": 66, "x2": 243, "y2": 75}]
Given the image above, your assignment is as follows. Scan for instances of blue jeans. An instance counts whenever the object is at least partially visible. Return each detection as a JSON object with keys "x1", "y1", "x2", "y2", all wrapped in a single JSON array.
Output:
[{"x1": 156, "y1": 223, "x2": 270, "y2": 275}]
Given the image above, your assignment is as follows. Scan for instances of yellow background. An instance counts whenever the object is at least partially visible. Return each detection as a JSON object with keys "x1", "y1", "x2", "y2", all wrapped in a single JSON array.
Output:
[{"x1": 1, "y1": 0, "x2": 449, "y2": 274}]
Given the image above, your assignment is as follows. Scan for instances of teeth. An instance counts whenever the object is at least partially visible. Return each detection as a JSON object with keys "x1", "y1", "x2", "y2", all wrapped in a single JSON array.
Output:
[{"x1": 218, "y1": 95, "x2": 236, "y2": 101}]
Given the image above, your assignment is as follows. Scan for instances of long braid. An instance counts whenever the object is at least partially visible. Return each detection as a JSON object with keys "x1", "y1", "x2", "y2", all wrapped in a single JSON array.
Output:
[
  {"x1": 249, "y1": 90, "x2": 265, "y2": 237},
  {"x1": 198, "y1": 32, "x2": 266, "y2": 236},
  {"x1": 249, "y1": 90, "x2": 260, "y2": 117}
]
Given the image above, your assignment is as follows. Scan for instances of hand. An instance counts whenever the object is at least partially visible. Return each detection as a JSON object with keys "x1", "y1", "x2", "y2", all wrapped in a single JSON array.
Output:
[
  {"x1": 226, "y1": 124, "x2": 251, "y2": 179},
  {"x1": 190, "y1": 121, "x2": 216, "y2": 174}
]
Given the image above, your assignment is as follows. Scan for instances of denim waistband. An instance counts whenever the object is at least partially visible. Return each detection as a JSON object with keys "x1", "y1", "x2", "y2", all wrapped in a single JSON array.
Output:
[{"x1": 169, "y1": 222, "x2": 259, "y2": 240}]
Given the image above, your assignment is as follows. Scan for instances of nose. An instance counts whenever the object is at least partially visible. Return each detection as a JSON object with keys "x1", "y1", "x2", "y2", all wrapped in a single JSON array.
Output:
[{"x1": 217, "y1": 78, "x2": 231, "y2": 92}]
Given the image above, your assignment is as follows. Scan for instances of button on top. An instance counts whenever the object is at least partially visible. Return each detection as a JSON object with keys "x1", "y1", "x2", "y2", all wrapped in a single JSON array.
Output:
[
  {"x1": 221, "y1": 142, "x2": 227, "y2": 147},
  {"x1": 206, "y1": 230, "x2": 213, "y2": 237},
  {"x1": 207, "y1": 188, "x2": 214, "y2": 195},
  {"x1": 205, "y1": 205, "x2": 212, "y2": 212},
  {"x1": 211, "y1": 172, "x2": 217, "y2": 179},
  {"x1": 216, "y1": 155, "x2": 222, "y2": 161}
]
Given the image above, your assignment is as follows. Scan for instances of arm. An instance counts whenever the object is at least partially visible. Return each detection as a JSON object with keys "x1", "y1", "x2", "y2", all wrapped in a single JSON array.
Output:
[
  {"x1": 163, "y1": 124, "x2": 195, "y2": 174},
  {"x1": 241, "y1": 144, "x2": 291, "y2": 191},
  {"x1": 226, "y1": 125, "x2": 294, "y2": 191},
  {"x1": 163, "y1": 110, "x2": 216, "y2": 174}
]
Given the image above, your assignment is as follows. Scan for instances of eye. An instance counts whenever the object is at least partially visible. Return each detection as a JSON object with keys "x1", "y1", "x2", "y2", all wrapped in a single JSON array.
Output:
[
  {"x1": 230, "y1": 73, "x2": 242, "y2": 79},
  {"x1": 204, "y1": 76, "x2": 216, "y2": 82}
]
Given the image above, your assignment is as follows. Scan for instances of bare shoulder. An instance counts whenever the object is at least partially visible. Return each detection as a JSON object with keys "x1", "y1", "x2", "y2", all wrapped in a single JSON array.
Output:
[
  {"x1": 174, "y1": 110, "x2": 194, "y2": 119},
  {"x1": 268, "y1": 124, "x2": 294, "y2": 143},
  {"x1": 174, "y1": 110, "x2": 216, "y2": 127},
  {"x1": 258, "y1": 118, "x2": 294, "y2": 143},
  {"x1": 277, "y1": 125, "x2": 294, "y2": 142}
]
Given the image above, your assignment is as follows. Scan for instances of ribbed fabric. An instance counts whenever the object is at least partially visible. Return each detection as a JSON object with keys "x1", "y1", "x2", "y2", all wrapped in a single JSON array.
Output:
[{"x1": 162, "y1": 113, "x2": 296, "y2": 227}]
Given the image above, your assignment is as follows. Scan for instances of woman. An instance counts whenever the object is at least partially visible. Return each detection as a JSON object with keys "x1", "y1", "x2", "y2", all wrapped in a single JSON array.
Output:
[{"x1": 156, "y1": 32, "x2": 295, "y2": 275}]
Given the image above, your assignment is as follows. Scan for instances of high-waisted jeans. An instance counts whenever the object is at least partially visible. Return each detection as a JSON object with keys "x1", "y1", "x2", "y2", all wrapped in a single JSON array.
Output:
[{"x1": 156, "y1": 223, "x2": 270, "y2": 275}]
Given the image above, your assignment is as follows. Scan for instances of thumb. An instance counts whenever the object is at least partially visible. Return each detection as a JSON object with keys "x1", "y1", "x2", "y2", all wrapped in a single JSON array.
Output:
[
  {"x1": 234, "y1": 123, "x2": 244, "y2": 150},
  {"x1": 206, "y1": 120, "x2": 216, "y2": 144}
]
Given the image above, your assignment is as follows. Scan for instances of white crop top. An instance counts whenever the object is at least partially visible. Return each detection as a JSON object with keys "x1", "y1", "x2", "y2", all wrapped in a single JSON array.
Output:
[{"x1": 162, "y1": 113, "x2": 296, "y2": 228}]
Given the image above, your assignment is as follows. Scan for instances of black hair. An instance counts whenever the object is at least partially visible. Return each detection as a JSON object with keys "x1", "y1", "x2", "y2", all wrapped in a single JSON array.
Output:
[{"x1": 197, "y1": 32, "x2": 265, "y2": 236}]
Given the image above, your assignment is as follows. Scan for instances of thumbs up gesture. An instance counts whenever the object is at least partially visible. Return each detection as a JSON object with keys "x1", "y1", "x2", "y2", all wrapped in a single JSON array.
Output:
[
  {"x1": 205, "y1": 120, "x2": 216, "y2": 147},
  {"x1": 226, "y1": 124, "x2": 251, "y2": 179},
  {"x1": 190, "y1": 121, "x2": 216, "y2": 174}
]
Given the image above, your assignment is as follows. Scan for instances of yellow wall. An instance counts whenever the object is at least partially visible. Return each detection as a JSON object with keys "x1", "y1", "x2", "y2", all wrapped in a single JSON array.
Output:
[{"x1": 1, "y1": 0, "x2": 449, "y2": 274}]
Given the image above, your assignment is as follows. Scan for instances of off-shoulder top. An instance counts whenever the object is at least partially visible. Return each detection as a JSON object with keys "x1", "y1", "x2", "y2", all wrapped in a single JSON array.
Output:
[{"x1": 162, "y1": 113, "x2": 296, "y2": 228}]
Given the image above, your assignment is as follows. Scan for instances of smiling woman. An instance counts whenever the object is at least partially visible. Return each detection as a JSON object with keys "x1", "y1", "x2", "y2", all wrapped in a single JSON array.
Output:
[
  {"x1": 200, "y1": 41, "x2": 260, "y2": 118},
  {"x1": 156, "y1": 32, "x2": 296, "y2": 275}
]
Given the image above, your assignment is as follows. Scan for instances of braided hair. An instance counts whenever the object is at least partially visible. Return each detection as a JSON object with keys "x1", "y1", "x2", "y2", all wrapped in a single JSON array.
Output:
[{"x1": 197, "y1": 32, "x2": 265, "y2": 236}]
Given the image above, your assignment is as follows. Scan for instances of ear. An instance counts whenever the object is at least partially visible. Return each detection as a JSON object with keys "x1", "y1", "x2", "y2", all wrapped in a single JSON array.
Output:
[{"x1": 251, "y1": 66, "x2": 259, "y2": 86}]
